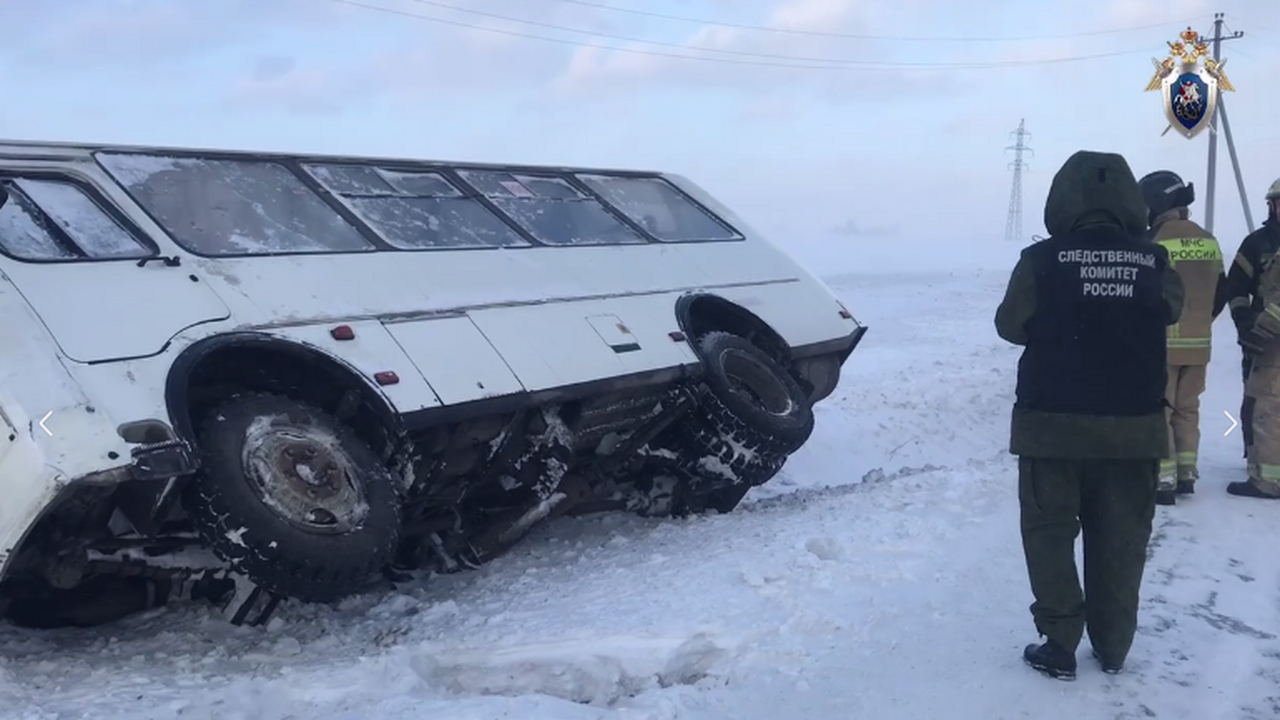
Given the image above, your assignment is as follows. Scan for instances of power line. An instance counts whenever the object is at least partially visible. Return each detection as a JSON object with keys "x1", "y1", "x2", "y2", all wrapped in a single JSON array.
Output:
[
  {"x1": 398, "y1": 0, "x2": 1160, "y2": 67},
  {"x1": 1216, "y1": 13, "x2": 1280, "y2": 49},
  {"x1": 1226, "y1": 44, "x2": 1258, "y2": 60},
  {"x1": 1245, "y1": 33, "x2": 1280, "y2": 48},
  {"x1": 330, "y1": 0, "x2": 1166, "y2": 71},
  {"x1": 1235, "y1": 24, "x2": 1280, "y2": 47},
  {"x1": 550, "y1": 0, "x2": 1207, "y2": 42},
  {"x1": 1227, "y1": 14, "x2": 1280, "y2": 37}
]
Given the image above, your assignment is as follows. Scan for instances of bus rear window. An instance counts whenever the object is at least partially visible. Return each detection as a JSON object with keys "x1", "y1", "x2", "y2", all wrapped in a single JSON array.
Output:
[
  {"x1": 96, "y1": 153, "x2": 373, "y2": 256},
  {"x1": 577, "y1": 174, "x2": 740, "y2": 242}
]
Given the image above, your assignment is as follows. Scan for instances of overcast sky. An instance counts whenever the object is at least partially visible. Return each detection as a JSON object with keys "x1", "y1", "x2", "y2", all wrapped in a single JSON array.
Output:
[{"x1": 1, "y1": 0, "x2": 1278, "y2": 267}]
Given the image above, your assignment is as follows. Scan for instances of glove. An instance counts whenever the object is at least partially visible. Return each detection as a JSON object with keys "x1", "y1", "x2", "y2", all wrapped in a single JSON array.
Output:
[
  {"x1": 1241, "y1": 328, "x2": 1268, "y2": 357},
  {"x1": 1243, "y1": 318, "x2": 1280, "y2": 358},
  {"x1": 1233, "y1": 308, "x2": 1258, "y2": 335},
  {"x1": 1235, "y1": 309, "x2": 1264, "y2": 356}
]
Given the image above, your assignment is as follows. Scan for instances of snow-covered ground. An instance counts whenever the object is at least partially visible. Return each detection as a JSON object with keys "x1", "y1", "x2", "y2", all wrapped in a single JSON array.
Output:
[{"x1": 3, "y1": 243, "x2": 1279, "y2": 719}]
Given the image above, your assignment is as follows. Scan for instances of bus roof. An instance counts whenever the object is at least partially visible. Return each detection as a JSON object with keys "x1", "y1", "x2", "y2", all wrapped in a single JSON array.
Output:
[{"x1": 0, "y1": 137, "x2": 665, "y2": 178}]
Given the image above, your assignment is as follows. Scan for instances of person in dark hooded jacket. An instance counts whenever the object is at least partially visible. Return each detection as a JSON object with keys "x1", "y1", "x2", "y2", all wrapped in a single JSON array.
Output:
[{"x1": 995, "y1": 150, "x2": 1184, "y2": 681}]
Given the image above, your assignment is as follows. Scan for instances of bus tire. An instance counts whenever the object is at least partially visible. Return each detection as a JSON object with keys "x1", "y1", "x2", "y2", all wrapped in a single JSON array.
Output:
[
  {"x1": 686, "y1": 330, "x2": 815, "y2": 456},
  {"x1": 184, "y1": 393, "x2": 400, "y2": 604}
]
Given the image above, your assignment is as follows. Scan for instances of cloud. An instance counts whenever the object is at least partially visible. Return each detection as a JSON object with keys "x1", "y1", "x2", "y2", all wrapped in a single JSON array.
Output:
[
  {"x1": 206, "y1": 0, "x2": 966, "y2": 111},
  {"x1": 735, "y1": 97, "x2": 800, "y2": 123},
  {"x1": 225, "y1": 58, "x2": 362, "y2": 116},
  {"x1": 1100, "y1": 0, "x2": 1214, "y2": 26},
  {"x1": 0, "y1": 0, "x2": 347, "y2": 71},
  {"x1": 250, "y1": 56, "x2": 298, "y2": 83},
  {"x1": 4, "y1": 0, "x2": 1273, "y2": 248},
  {"x1": 61, "y1": 0, "x2": 1134, "y2": 118},
  {"x1": 208, "y1": 0, "x2": 622, "y2": 111},
  {"x1": 548, "y1": 0, "x2": 960, "y2": 101}
]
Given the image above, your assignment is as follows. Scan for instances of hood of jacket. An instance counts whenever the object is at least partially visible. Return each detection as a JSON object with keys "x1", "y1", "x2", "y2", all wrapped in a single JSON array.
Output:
[{"x1": 1043, "y1": 150, "x2": 1147, "y2": 238}]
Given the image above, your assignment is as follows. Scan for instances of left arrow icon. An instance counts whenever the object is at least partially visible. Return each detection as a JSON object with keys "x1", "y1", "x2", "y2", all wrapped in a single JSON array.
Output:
[{"x1": 38, "y1": 411, "x2": 53, "y2": 436}]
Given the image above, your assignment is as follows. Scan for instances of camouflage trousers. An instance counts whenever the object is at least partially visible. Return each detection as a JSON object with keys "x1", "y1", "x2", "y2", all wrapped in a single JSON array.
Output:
[
  {"x1": 1160, "y1": 363, "x2": 1207, "y2": 486},
  {"x1": 1018, "y1": 457, "x2": 1158, "y2": 664},
  {"x1": 1243, "y1": 362, "x2": 1280, "y2": 497}
]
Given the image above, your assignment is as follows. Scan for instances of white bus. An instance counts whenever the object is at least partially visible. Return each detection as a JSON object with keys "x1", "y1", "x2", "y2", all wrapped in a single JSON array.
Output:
[{"x1": 0, "y1": 140, "x2": 867, "y2": 626}]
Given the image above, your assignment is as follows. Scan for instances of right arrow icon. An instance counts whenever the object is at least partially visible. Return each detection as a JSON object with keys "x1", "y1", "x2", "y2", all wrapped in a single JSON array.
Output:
[{"x1": 1224, "y1": 410, "x2": 1239, "y2": 436}]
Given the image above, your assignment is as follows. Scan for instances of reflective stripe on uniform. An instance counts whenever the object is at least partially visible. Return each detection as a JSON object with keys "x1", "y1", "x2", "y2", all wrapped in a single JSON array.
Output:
[
  {"x1": 1167, "y1": 337, "x2": 1211, "y2": 348},
  {"x1": 1253, "y1": 463, "x2": 1280, "y2": 484},
  {"x1": 1177, "y1": 451, "x2": 1197, "y2": 464},
  {"x1": 1257, "y1": 303, "x2": 1280, "y2": 337},
  {"x1": 1245, "y1": 460, "x2": 1280, "y2": 493},
  {"x1": 1234, "y1": 253, "x2": 1255, "y2": 278},
  {"x1": 1159, "y1": 459, "x2": 1177, "y2": 478}
]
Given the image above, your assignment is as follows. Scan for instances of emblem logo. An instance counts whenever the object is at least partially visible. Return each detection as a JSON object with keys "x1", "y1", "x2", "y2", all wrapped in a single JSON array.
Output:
[{"x1": 1143, "y1": 27, "x2": 1235, "y2": 139}]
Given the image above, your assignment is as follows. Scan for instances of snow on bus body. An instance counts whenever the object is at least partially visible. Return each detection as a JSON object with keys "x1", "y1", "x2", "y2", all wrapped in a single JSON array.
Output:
[
  {"x1": 0, "y1": 148, "x2": 858, "y2": 422},
  {"x1": 0, "y1": 144, "x2": 856, "y2": 353},
  {"x1": 0, "y1": 139, "x2": 865, "y2": 620}
]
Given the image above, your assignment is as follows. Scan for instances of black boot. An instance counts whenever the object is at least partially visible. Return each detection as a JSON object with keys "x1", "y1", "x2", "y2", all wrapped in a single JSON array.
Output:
[
  {"x1": 1226, "y1": 480, "x2": 1280, "y2": 499},
  {"x1": 1023, "y1": 639, "x2": 1076, "y2": 681},
  {"x1": 1175, "y1": 467, "x2": 1197, "y2": 495},
  {"x1": 1092, "y1": 649, "x2": 1123, "y2": 675},
  {"x1": 1155, "y1": 488, "x2": 1177, "y2": 506}
]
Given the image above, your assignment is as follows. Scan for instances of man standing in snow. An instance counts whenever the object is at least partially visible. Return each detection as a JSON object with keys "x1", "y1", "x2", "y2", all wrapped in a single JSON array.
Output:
[
  {"x1": 1137, "y1": 170, "x2": 1225, "y2": 505},
  {"x1": 1219, "y1": 177, "x2": 1280, "y2": 500},
  {"x1": 995, "y1": 150, "x2": 1184, "y2": 681},
  {"x1": 1219, "y1": 182, "x2": 1280, "y2": 464}
]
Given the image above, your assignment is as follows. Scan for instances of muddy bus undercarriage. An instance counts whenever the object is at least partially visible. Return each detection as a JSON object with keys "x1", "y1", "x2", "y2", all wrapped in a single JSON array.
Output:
[{"x1": 0, "y1": 329, "x2": 858, "y2": 629}]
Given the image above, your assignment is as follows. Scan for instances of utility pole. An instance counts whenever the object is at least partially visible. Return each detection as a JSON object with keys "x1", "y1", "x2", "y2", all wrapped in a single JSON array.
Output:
[
  {"x1": 1005, "y1": 119, "x2": 1032, "y2": 242},
  {"x1": 1198, "y1": 13, "x2": 1252, "y2": 234}
]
